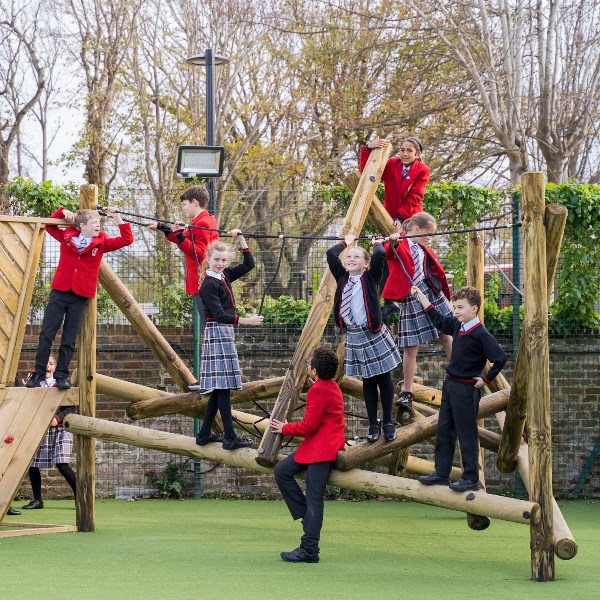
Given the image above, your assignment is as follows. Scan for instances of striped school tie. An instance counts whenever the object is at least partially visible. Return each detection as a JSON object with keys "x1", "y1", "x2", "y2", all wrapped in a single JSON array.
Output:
[
  {"x1": 340, "y1": 279, "x2": 356, "y2": 325},
  {"x1": 411, "y1": 243, "x2": 424, "y2": 284}
]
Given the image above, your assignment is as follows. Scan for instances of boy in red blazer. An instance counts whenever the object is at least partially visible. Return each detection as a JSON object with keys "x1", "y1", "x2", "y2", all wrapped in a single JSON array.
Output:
[
  {"x1": 271, "y1": 347, "x2": 345, "y2": 563},
  {"x1": 26, "y1": 206, "x2": 133, "y2": 390}
]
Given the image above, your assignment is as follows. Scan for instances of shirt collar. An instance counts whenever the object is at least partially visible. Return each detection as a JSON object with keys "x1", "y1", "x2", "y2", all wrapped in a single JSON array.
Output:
[
  {"x1": 461, "y1": 316, "x2": 481, "y2": 332},
  {"x1": 206, "y1": 269, "x2": 224, "y2": 280}
]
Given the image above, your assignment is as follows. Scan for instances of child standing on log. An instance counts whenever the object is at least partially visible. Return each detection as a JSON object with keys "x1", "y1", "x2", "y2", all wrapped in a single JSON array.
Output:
[
  {"x1": 382, "y1": 212, "x2": 452, "y2": 422},
  {"x1": 26, "y1": 207, "x2": 133, "y2": 391},
  {"x1": 360, "y1": 136, "x2": 430, "y2": 320},
  {"x1": 271, "y1": 347, "x2": 345, "y2": 563},
  {"x1": 327, "y1": 235, "x2": 402, "y2": 443},
  {"x1": 22, "y1": 355, "x2": 77, "y2": 509},
  {"x1": 194, "y1": 231, "x2": 263, "y2": 450},
  {"x1": 412, "y1": 285, "x2": 507, "y2": 492}
]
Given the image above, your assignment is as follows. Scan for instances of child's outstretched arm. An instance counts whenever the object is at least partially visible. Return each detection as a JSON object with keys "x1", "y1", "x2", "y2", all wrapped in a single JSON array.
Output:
[
  {"x1": 106, "y1": 206, "x2": 124, "y2": 225},
  {"x1": 411, "y1": 285, "x2": 431, "y2": 309},
  {"x1": 102, "y1": 207, "x2": 134, "y2": 251},
  {"x1": 326, "y1": 235, "x2": 354, "y2": 278},
  {"x1": 226, "y1": 228, "x2": 256, "y2": 282}
]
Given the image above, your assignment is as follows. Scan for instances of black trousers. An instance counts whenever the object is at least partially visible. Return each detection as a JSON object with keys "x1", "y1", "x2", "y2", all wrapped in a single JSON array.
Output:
[
  {"x1": 35, "y1": 290, "x2": 89, "y2": 379},
  {"x1": 274, "y1": 453, "x2": 334, "y2": 556},
  {"x1": 434, "y1": 378, "x2": 481, "y2": 482}
]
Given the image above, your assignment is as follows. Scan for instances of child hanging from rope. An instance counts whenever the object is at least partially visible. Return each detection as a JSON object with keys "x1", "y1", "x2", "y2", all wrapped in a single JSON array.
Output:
[
  {"x1": 360, "y1": 136, "x2": 430, "y2": 320},
  {"x1": 21, "y1": 355, "x2": 76, "y2": 509},
  {"x1": 145, "y1": 185, "x2": 219, "y2": 390},
  {"x1": 26, "y1": 206, "x2": 133, "y2": 390},
  {"x1": 271, "y1": 347, "x2": 345, "y2": 563},
  {"x1": 327, "y1": 235, "x2": 402, "y2": 443},
  {"x1": 382, "y1": 212, "x2": 452, "y2": 422},
  {"x1": 194, "y1": 231, "x2": 264, "y2": 450}
]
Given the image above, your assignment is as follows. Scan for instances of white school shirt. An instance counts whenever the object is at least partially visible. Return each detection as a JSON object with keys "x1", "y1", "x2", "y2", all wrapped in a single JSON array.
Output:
[
  {"x1": 342, "y1": 274, "x2": 367, "y2": 327},
  {"x1": 460, "y1": 316, "x2": 481, "y2": 333}
]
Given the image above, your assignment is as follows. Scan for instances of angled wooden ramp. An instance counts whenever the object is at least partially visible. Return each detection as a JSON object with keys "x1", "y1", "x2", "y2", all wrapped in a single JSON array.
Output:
[{"x1": 0, "y1": 386, "x2": 78, "y2": 535}]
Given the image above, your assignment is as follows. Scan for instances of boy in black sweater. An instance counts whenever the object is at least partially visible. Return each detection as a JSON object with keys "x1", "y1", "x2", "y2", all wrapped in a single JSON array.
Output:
[{"x1": 412, "y1": 285, "x2": 507, "y2": 492}]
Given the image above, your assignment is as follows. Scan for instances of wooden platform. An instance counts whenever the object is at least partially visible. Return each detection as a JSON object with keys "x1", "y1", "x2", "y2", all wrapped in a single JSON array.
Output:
[{"x1": 0, "y1": 387, "x2": 78, "y2": 523}]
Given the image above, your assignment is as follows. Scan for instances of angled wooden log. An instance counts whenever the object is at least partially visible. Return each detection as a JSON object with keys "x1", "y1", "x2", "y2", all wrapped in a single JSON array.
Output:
[
  {"x1": 256, "y1": 144, "x2": 393, "y2": 468},
  {"x1": 519, "y1": 173, "x2": 554, "y2": 581},
  {"x1": 495, "y1": 413, "x2": 577, "y2": 560},
  {"x1": 64, "y1": 413, "x2": 539, "y2": 525},
  {"x1": 336, "y1": 389, "x2": 509, "y2": 471},
  {"x1": 98, "y1": 263, "x2": 196, "y2": 391},
  {"x1": 497, "y1": 203, "x2": 567, "y2": 473}
]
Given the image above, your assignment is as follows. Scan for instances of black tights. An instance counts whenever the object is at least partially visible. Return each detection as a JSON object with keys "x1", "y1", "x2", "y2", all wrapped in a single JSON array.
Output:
[
  {"x1": 363, "y1": 372, "x2": 395, "y2": 427},
  {"x1": 29, "y1": 464, "x2": 76, "y2": 501},
  {"x1": 198, "y1": 389, "x2": 236, "y2": 439}
]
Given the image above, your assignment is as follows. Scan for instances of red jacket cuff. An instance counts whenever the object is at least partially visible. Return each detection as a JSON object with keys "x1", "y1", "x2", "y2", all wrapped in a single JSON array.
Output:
[{"x1": 424, "y1": 305, "x2": 434, "y2": 313}]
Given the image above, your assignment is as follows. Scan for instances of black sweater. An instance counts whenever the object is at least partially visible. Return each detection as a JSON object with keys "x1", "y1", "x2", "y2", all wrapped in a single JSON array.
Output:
[
  {"x1": 327, "y1": 242, "x2": 385, "y2": 333},
  {"x1": 424, "y1": 305, "x2": 507, "y2": 384},
  {"x1": 199, "y1": 249, "x2": 255, "y2": 325}
]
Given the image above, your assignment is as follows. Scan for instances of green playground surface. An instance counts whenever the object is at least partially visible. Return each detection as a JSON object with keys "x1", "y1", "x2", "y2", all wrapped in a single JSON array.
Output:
[{"x1": 2, "y1": 499, "x2": 599, "y2": 599}]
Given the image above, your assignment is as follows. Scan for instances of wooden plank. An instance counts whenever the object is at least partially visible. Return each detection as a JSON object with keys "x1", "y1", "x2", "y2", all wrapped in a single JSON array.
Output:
[
  {"x1": 0, "y1": 388, "x2": 64, "y2": 520},
  {"x1": 0, "y1": 246, "x2": 23, "y2": 290},
  {"x1": 0, "y1": 387, "x2": 26, "y2": 442},
  {"x1": 0, "y1": 275, "x2": 19, "y2": 314},
  {"x1": 5, "y1": 220, "x2": 37, "y2": 248},
  {"x1": 0, "y1": 229, "x2": 29, "y2": 271},
  {"x1": 2, "y1": 223, "x2": 45, "y2": 386},
  {"x1": 0, "y1": 215, "x2": 68, "y2": 226},
  {"x1": 0, "y1": 523, "x2": 77, "y2": 538}
]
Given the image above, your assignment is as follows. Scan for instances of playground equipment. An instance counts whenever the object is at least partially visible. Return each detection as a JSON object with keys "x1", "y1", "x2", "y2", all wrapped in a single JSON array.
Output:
[{"x1": 0, "y1": 150, "x2": 574, "y2": 581}]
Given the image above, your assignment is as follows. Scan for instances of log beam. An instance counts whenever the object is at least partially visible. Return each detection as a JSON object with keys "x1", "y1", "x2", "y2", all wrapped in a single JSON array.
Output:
[{"x1": 64, "y1": 414, "x2": 539, "y2": 526}]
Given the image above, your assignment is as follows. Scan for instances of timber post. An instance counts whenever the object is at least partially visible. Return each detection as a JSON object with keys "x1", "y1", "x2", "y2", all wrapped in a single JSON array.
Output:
[{"x1": 75, "y1": 185, "x2": 97, "y2": 532}]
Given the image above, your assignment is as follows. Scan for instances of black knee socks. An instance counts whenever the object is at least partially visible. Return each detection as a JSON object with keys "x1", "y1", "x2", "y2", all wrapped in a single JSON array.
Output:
[
  {"x1": 199, "y1": 389, "x2": 236, "y2": 439},
  {"x1": 363, "y1": 372, "x2": 395, "y2": 425},
  {"x1": 57, "y1": 463, "x2": 77, "y2": 496},
  {"x1": 29, "y1": 467, "x2": 42, "y2": 501}
]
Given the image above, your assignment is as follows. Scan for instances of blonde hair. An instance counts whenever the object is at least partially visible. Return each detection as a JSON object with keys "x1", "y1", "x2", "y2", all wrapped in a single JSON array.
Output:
[
  {"x1": 346, "y1": 245, "x2": 372, "y2": 270},
  {"x1": 401, "y1": 212, "x2": 437, "y2": 234},
  {"x1": 199, "y1": 241, "x2": 234, "y2": 283}
]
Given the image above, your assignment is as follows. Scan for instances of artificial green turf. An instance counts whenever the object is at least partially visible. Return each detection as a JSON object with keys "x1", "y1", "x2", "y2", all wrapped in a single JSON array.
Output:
[{"x1": 2, "y1": 499, "x2": 598, "y2": 599}]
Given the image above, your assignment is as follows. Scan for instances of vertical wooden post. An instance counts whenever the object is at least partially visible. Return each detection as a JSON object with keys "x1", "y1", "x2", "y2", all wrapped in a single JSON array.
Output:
[
  {"x1": 76, "y1": 185, "x2": 97, "y2": 532},
  {"x1": 521, "y1": 172, "x2": 554, "y2": 581},
  {"x1": 466, "y1": 232, "x2": 490, "y2": 530}
]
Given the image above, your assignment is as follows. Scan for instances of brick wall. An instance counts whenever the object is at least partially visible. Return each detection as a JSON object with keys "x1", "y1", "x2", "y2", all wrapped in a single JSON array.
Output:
[{"x1": 15, "y1": 325, "x2": 600, "y2": 501}]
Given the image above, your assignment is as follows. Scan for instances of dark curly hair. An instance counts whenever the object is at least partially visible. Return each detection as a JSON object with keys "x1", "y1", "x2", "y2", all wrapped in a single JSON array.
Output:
[
  {"x1": 451, "y1": 286, "x2": 481, "y2": 312},
  {"x1": 309, "y1": 347, "x2": 338, "y2": 381}
]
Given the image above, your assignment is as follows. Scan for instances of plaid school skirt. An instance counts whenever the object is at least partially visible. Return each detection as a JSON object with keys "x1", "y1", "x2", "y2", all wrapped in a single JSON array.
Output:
[
  {"x1": 31, "y1": 427, "x2": 74, "y2": 467},
  {"x1": 397, "y1": 280, "x2": 452, "y2": 348},
  {"x1": 345, "y1": 324, "x2": 402, "y2": 379},
  {"x1": 199, "y1": 322, "x2": 243, "y2": 392}
]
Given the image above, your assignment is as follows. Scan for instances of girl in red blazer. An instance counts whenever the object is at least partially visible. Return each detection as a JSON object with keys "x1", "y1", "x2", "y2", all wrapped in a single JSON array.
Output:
[
  {"x1": 360, "y1": 136, "x2": 430, "y2": 223},
  {"x1": 382, "y1": 212, "x2": 453, "y2": 420},
  {"x1": 271, "y1": 347, "x2": 345, "y2": 563}
]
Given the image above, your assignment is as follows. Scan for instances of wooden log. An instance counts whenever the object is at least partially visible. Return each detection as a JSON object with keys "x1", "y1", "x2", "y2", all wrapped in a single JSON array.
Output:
[
  {"x1": 466, "y1": 231, "x2": 490, "y2": 531},
  {"x1": 256, "y1": 145, "x2": 393, "y2": 468},
  {"x1": 75, "y1": 184, "x2": 97, "y2": 533},
  {"x1": 98, "y1": 262, "x2": 196, "y2": 391},
  {"x1": 520, "y1": 172, "x2": 554, "y2": 581},
  {"x1": 411, "y1": 383, "x2": 442, "y2": 407},
  {"x1": 96, "y1": 373, "x2": 171, "y2": 403},
  {"x1": 495, "y1": 413, "x2": 577, "y2": 560},
  {"x1": 64, "y1": 413, "x2": 539, "y2": 525},
  {"x1": 125, "y1": 376, "x2": 292, "y2": 420},
  {"x1": 497, "y1": 203, "x2": 568, "y2": 473},
  {"x1": 336, "y1": 389, "x2": 509, "y2": 471}
]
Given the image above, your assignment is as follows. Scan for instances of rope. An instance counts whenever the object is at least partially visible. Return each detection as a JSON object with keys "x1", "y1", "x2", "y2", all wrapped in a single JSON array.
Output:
[{"x1": 476, "y1": 234, "x2": 524, "y2": 298}]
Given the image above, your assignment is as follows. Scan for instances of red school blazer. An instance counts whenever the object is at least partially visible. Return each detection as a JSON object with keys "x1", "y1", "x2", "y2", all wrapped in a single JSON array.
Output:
[
  {"x1": 46, "y1": 207, "x2": 134, "y2": 299},
  {"x1": 382, "y1": 237, "x2": 451, "y2": 302},
  {"x1": 282, "y1": 378, "x2": 346, "y2": 464},
  {"x1": 166, "y1": 210, "x2": 219, "y2": 295},
  {"x1": 360, "y1": 147, "x2": 430, "y2": 221}
]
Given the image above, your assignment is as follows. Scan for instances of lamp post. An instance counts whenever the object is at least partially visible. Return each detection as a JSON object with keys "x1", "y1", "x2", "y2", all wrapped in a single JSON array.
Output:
[
  {"x1": 186, "y1": 49, "x2": 229, "y2": 213},
  {"x1": 185, "y1": 49, "x2": 229, "y2": 499}
]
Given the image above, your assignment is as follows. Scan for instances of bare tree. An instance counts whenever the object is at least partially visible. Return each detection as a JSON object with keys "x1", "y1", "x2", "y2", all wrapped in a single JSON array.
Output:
[{"x1": 0, "y1": 2, "x2": 45, "y2": 190}]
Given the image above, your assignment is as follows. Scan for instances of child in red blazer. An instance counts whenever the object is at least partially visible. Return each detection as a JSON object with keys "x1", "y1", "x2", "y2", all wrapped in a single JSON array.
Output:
[
  {"x1": 271, "y1": 347, "x2": 345, "y2": 563},
  {"x1": 382, "y1": 212, "x2": 453, "y2": 420},
  {"x1": 26, "y1": 206, "x2": 133, "y2": 390},
  {"x1": 360, "y1": 136, "x2": 430, "y2": 223}
]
